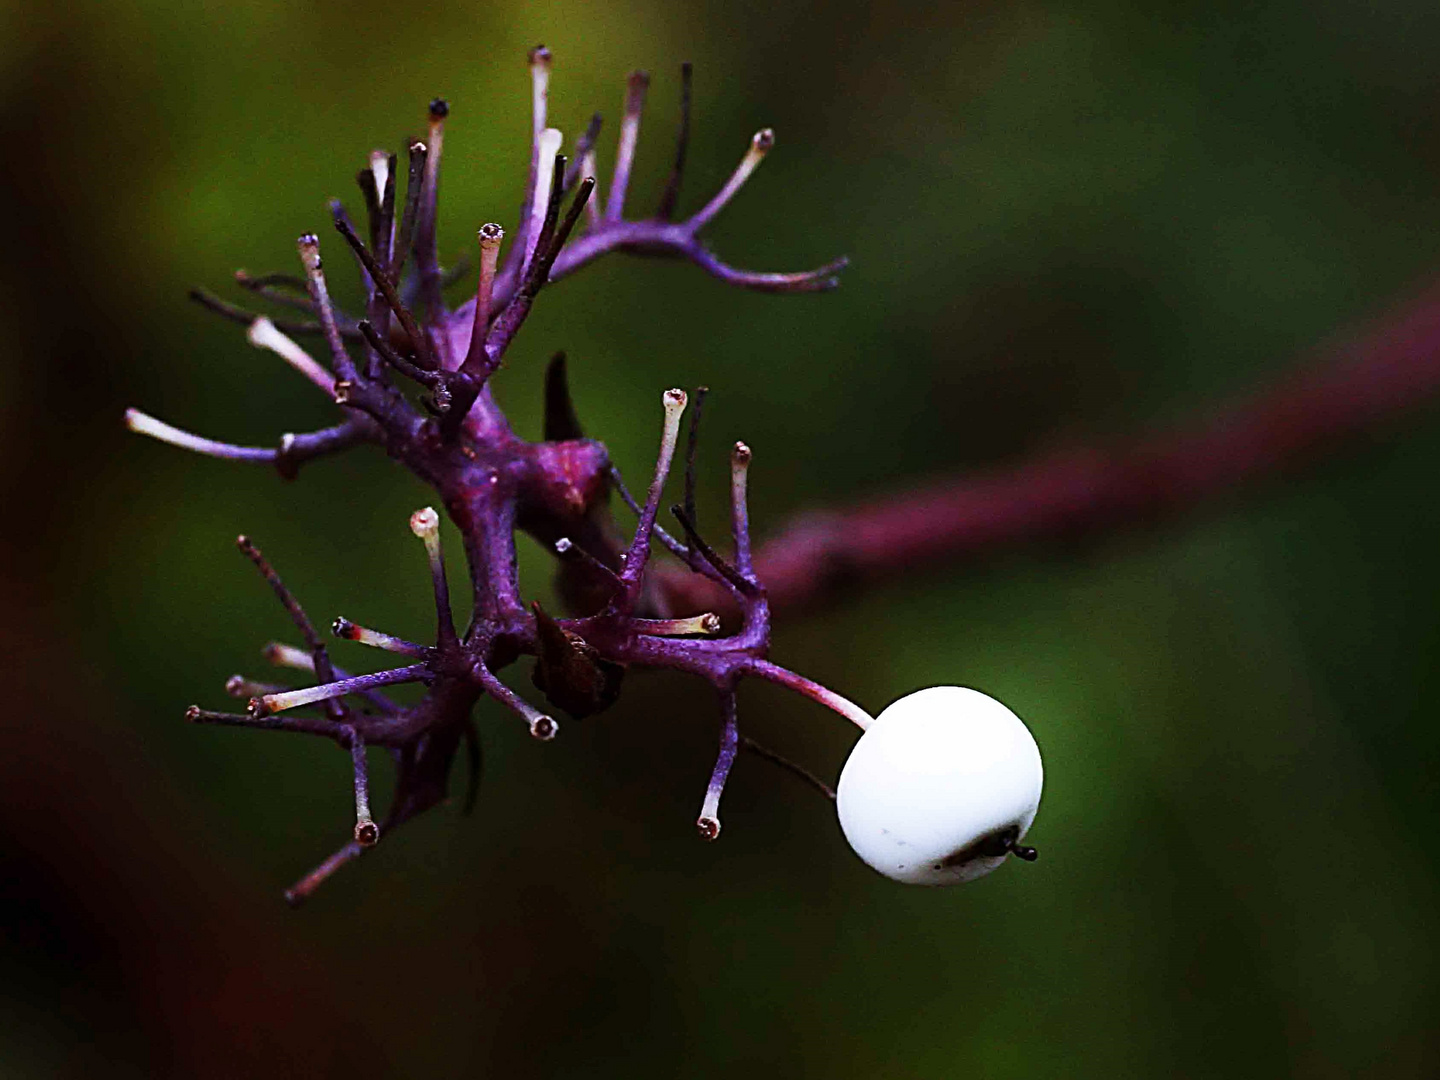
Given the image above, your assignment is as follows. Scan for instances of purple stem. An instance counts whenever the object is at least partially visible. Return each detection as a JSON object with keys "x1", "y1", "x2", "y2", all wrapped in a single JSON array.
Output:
[
  {"x1": 697, "y1": 689, "x2": 740, "y2": 839},
  {"x1": 606, "y1": 71, "x2": 649, "y2": 222},
  {"x1": 256, "y1": 663, "x2": 430, "y2": 716}
]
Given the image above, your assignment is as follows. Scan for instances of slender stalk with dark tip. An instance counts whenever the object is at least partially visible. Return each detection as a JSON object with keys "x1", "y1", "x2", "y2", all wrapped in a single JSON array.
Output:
[
  {"x1": 656, "y1": 62, "x2": 693, "y2": 220},
  {"x1": 697, "y1": 689, "x2": 740, "y2": 840},
  {"x1": 349, "y1": 732, "x2": 379, "y2": 846},
  {"x1": 333, "y1": 213, "x2": 433, "y2": 368},
  {"x1": 393, "y1": 139, "x2": 428, "y2": 283}
]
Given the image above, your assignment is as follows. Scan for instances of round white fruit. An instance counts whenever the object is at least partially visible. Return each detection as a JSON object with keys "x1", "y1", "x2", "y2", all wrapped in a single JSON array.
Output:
[{"x1": 836, "y1": 686, "x2": 1042, "y2": 885}]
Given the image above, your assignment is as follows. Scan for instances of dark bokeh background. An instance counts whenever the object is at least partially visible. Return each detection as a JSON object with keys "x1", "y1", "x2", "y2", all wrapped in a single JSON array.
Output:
[{"x1": 5, "y1": 0, "x2": 1440, "y2": 1075}]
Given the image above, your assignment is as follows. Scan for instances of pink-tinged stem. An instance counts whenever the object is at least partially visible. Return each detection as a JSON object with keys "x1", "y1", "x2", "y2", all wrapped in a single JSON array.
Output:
[
  {"x1": 246, "y1": 317, "x2": 337, "y2": 397},
  {"x1": 331, "y1": 617, "x2": 430, "y2": 659},
  {"x1": 464, "y1": 224, "x2": 504, "y2": 371},
  {"x1": 285, "y1": 841, "x2": 364, "y2": 907},
  {"x1": 746, "y1": 658, "x2": 873, "y2": 730}
]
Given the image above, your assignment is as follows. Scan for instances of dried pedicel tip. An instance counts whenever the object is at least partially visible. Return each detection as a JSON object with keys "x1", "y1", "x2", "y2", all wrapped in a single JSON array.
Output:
[
  {"x1": 690, "y1": 128, "x2": 775, "y2": 233},
  {"x1": 467, "y1": 223, "x2": 504, "y2": 354},
  {"x1": 331, "y1": 617, "x2": 430, "y2": 659},
  {"x1": 696, "y1": 689, "x2": 739, "y2": 841}
]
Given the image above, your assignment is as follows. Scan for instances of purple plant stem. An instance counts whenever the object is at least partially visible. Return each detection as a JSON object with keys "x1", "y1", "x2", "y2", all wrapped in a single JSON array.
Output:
[
  {"x1": 186, "y1": 706, "x2": 344, "y2": 738},
  {"x1": 297, "y1": 235, "x2": 358, "y2": 383},
  {"x1": 124, "y1": 411, "x2": 277, "y2": 463},
  {"x1": 617, "y1": 392, "x2": 686, "y2": 608},
  {"x1": 697, "y1": 689, "x2": 739, "y2": 839},
  {"x1": 256, "y1": 663, "x2": 430, "y2": 715},
  {"x1": 235, "y1": 271, "x2": 316, "y2": 313},
  {"x1": 332, "y1": 617, "x2": 431, "y2": 659},
  {"x1": 730, "y1": 443, "x2": 754, "y2": 578},
  {"x1": 605, "y1": 71, "x2": 649, "y2": 222},
  {"x1": 455, "y1": 221, "x2": 846, "y2": 326},
  {"x1": 187, "y1": 285, "x2": 351, "y2": 339},
  {"x1": 563, "y1": 113, "x2": 603, "y2": 193},
  {"x1": 348, "y1": 731, "x2": 378, "y2": 844},
  {"x1": 263, "y1": 645, "x2": 401, "y2": 715}
]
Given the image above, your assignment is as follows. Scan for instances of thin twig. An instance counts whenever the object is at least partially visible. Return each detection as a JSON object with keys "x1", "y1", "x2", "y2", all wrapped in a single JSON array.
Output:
[
  {"x1": 671, "y1": 504, "x2": 756, "y2": 599},
  {"x1": 356, "y1": 320, "x2": 440, "y2": 386},
  {"x1": 392, "y1": 139, "x2": 428, "y2": 284},
  {"x1": 234, "y1": 271, "x2": 316, "y2": 313},
  {"x1": 563, "y1": 113, "x2": 603, "y2": 194},
  {"x1": 333, "y1": 214, "x2": 433, "y2": 368},
  {"x1": 740, "y1": 735, "x2": 835, "y2": 800},
  {"x1": 656, "y1": 62, "x2": 692, "y2": 220},
  {"x1": 189, "y1": 286, "x2": 357, "y2": 339},
  {"x1": 682, "y1": 385, "x2": 709, "y2": 570}
]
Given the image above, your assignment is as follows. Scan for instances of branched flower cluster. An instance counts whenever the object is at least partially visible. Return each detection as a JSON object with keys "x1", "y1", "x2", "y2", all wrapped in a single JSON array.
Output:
[{"x1": 128, "y1": 49, "x2": 887, "y2": 905}]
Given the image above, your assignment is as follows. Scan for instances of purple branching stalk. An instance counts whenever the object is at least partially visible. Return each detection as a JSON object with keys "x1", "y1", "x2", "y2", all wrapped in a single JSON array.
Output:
[{"x1": 129, "y1": 49, "x2": 865, "y2": 904}]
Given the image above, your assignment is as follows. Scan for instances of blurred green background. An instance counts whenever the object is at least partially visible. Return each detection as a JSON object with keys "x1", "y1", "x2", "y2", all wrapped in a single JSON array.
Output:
[{"x1": 4, "y1": 0, "x2": 1440, "y2": 1074}]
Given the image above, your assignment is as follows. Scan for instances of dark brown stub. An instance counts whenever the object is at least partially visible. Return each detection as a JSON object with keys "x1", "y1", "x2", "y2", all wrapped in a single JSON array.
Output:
[
  {"x1": 938, "y1": 824, "x2": 1038, "y2": 871},
  {"x1": 529, "y1": 601, "x2": 624, "y2": 719}
]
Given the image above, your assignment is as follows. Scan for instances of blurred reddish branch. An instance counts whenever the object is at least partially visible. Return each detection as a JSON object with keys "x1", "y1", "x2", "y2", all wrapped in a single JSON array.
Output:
[{"x1": 664, "y1": 278, "x2": 1440, "y2": 615}]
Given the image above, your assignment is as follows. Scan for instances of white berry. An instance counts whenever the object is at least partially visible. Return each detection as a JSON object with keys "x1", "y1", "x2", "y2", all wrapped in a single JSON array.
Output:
[{"x1": 836, "y1": 686, "x2": 1043, "y2": 885}]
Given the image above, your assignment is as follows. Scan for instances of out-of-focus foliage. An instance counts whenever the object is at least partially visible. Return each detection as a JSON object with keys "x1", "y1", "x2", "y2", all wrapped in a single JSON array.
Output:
[{"x1": 3, "y1": 0, "x2": 1440, "y2": 1074}]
